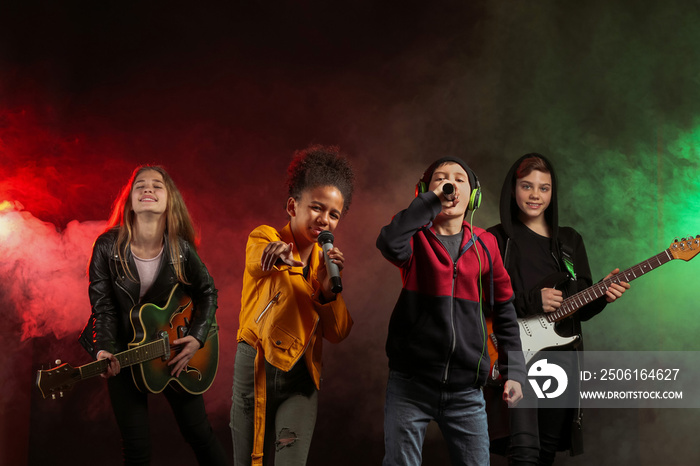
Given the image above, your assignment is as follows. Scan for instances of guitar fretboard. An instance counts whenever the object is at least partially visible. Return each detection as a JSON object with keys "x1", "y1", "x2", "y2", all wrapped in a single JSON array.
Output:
[
  {"x1": 547, "y1": 248, "x2": 673, "y2": 323},
  {"x1": 78, "y1": 339, "x2": 169, "y2": 380}
]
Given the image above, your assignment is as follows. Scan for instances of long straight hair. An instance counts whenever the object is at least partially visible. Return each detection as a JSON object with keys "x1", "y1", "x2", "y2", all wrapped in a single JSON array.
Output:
[{"x1": 105, "y1": 165, "x2": 197, "y2": 283}]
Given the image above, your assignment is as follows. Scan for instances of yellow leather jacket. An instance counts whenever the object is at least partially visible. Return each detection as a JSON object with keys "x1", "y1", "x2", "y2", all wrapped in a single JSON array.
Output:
[{"x1": 236, "y1": 223, "x2": 353, "y2": 464}]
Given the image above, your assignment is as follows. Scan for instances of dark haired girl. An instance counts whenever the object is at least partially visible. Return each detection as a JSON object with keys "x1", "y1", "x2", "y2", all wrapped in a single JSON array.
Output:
[
  {"x1": 231, "y1": 145, "x2": 355, "y2": 466},
  {"x1": 487, "y1": 154, "x2": 629, "y2": 465}
]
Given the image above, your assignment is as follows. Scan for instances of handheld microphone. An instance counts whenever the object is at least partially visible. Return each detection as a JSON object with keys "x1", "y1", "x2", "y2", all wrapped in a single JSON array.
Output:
[
  {"x1": 317, "y1": 230, "x2": 342, "y2": 294},
  {"x1": 442, "y1": 183, "x2": 455, "y2": 201}
]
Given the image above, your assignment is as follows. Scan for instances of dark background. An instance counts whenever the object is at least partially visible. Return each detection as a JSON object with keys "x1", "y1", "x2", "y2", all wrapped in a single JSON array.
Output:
[{"x1": 1, "y1": 1, "x2": 699, "y2": 465}]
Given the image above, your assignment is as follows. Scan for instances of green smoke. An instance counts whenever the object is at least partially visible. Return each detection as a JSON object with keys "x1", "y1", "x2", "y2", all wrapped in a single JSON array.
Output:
[{"x1": 473, "y1": 1, "x2": 700, "y2": 352}]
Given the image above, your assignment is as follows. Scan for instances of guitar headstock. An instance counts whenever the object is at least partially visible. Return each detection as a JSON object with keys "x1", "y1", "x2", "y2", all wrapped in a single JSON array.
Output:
[
  {"x1": 36, "y1": 361, "x2": 78, "y2": 399},
  {"x1": 669, "y1": 236, "x2": 700, "y2": 261}
]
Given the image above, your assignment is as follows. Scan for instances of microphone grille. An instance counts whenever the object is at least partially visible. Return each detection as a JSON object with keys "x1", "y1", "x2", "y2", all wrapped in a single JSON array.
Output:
[{"x1": 317, "y1": 230, "x2": 334, "y2": 245}]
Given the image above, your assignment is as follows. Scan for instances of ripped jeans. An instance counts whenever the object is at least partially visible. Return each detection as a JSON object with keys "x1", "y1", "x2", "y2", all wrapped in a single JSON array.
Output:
[{"x1": 231, "y1": 341, "x2": 318, "y2": 466}]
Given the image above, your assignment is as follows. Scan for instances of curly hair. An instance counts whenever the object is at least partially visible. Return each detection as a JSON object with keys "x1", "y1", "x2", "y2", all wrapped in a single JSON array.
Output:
[{"x1": 286, "y1": 144, "x2": 355, "y2": 214}]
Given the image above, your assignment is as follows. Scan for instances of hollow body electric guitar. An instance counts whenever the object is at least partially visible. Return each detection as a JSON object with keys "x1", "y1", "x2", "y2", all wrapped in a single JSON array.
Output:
[
  {"x1": 487, "y1": 236, "x2": 700, "y2": 382},
  {"x1": 36, "y1": 284, "x2": 219, "y2": 399}
]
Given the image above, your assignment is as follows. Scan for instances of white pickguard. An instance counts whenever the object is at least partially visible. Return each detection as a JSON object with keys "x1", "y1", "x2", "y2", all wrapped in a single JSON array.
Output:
[
  {"x1": 487, "y1": 237, "x2": 699, "y2": 382},
  {"x1": 518, "y1": 314, "x2": 579, "y2": 364}
]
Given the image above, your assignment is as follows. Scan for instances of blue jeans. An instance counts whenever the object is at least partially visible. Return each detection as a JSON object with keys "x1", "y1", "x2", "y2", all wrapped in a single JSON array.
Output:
[
  {"x1": 231, "y1": 341, "x2": 318, "y2": 466},
  {"x1": 383, "y1": 370, "x2": 489, "y2": 466}
]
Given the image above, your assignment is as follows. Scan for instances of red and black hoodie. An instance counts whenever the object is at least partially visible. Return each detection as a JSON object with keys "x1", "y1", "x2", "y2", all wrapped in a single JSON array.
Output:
[{"x1": 377, "y1": 191, "x2": 526, "y2": 388}]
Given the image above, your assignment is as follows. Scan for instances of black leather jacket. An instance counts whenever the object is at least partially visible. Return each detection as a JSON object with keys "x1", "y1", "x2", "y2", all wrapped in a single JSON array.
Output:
[{"x1": 79, "y1": 228, "x2": 218, "y2": 358}]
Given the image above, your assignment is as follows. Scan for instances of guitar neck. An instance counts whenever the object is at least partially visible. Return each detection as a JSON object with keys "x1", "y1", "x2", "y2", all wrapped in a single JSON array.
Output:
[
  {"x1": 547, "y1": 248, "x2": 674, "y2": 322},
  {"x1": 78, "y1": 339, "x2": 169, "y2": 380}
]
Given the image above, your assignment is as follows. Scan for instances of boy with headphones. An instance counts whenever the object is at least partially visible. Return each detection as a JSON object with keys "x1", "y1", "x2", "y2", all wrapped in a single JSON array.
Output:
[{"x1": 376, "y1": 156, "x2": 526, "y2": 466}]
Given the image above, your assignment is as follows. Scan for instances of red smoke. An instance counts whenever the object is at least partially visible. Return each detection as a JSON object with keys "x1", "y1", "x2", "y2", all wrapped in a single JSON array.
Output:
[
  {"x1": 0, "y1": 107, "x2": 111, "y2": 340},
  {"x1": 0, "y1": 102, "x2": 248, "y2": 465},
  {"x1": 0, "y1": 105, "x2": 117, "y2": 466},
  {"x1": 0, "y1": 204, "x2": 104, "y2": 340}
]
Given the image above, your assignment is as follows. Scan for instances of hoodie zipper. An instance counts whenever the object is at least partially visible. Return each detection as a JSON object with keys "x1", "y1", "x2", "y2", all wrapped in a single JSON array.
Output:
[
  {"x1": 442, "y1": 261, "x2": 458, "y2": 384},
  {"x1": 431, "y1": 229, "x2": 483, "y2": 385},
  {"x1": 503, "y1": 238, "x2": 511, "y2": 268},
  {"x1": 429, "y1": 229, "x2": 467, "y2": 385}
]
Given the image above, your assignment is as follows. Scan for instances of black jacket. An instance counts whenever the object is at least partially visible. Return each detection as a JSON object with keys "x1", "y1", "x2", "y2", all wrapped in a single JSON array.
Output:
[
  {"x1": 488, "y1": 153, "x2": 606, "y2": 340},
  {"x1": 487, "y1": 153, "x2": 608, "y2": 455},
  {"x1": 79, "y1": 228, "x2": 218, "y2": 358}
]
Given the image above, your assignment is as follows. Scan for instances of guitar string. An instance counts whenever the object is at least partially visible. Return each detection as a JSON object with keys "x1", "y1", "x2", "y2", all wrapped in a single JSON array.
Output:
[
  {"x1": 546, "y1": 250, "x2": 672, "y2": 323},
  {"x1": 81, "y1": 339, "x2": 180, "y2": 378}
]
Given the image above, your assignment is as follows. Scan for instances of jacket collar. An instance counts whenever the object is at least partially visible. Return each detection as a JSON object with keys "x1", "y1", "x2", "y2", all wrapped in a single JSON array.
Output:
[{"x1": 113, "y1": 233, "x2": 174, "y2": 305}]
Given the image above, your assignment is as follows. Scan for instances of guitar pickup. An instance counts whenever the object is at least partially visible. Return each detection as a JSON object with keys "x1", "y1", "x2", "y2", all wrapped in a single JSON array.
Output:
[{"x1": 158, "y1": 331, "x2": 171, "y2": 361}]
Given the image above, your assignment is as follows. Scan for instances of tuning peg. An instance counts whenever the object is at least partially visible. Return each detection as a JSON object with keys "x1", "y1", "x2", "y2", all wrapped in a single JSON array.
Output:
[{"x1": 55, "y1": 359, "x2": 62, "y2": 366}]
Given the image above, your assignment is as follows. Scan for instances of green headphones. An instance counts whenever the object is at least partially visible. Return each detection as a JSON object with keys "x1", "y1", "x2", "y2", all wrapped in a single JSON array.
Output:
[{"x1": 415, "y1": 157, "x2": 482, "y2": 211}]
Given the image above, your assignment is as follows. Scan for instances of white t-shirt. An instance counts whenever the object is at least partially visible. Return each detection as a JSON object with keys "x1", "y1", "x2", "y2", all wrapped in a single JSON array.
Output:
[{"x1": 132, "y1": 246, "x2": 164, "y2": 299}]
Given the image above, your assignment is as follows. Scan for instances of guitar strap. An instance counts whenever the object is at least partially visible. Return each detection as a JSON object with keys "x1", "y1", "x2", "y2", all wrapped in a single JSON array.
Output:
[{"x1": 560, "y1": 241, "x2": 577, "y2": 281}]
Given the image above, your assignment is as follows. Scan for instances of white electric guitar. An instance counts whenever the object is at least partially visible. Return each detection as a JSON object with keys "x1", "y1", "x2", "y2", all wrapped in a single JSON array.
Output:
[{"x1": 487, "y1": 236, "x2": 700, "y2": 380}]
